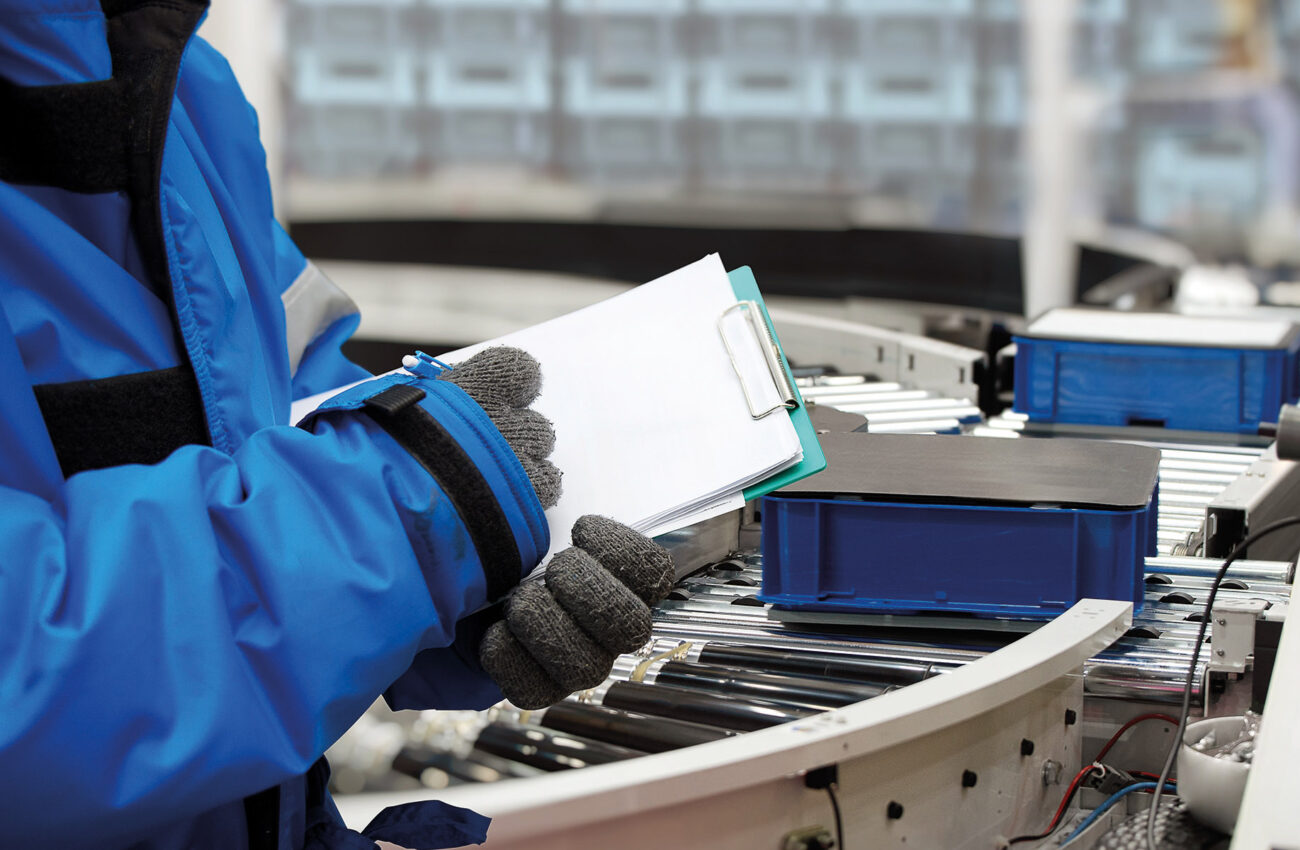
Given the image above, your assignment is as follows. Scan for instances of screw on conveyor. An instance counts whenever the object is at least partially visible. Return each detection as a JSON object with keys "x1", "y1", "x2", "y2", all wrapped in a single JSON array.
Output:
[{"x1": 780, "y1": 827, "x2": 835, "y2": 850}]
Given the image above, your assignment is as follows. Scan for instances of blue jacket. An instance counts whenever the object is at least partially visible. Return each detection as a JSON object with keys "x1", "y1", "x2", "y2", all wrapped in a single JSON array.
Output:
[{"x1": 0, "y1": 1, "x2": 547, "y2": 847}]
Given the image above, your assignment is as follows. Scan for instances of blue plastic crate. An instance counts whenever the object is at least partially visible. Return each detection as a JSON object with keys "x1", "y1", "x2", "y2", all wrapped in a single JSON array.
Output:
[
  {"x1": 1014, "y1": 310, "x2": 1300, "y2": 434},
  {"x1": 760, "y1": 489, "x2": 1156, "y2": 619}
]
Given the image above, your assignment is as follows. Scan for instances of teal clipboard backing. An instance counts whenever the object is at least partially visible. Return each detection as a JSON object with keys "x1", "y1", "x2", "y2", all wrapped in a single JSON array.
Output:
[{"x1": 729, "y1": 266, "x2": 826, "y2": 500}]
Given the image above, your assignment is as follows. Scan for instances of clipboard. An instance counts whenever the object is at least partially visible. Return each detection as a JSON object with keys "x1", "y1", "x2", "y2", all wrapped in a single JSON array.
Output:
[
  {"x1": 724, "y1": 266, "x2": 827, "y2": 501},
  {"x1": 292, "y1": 256, "x2": 825, "y2": 557}
]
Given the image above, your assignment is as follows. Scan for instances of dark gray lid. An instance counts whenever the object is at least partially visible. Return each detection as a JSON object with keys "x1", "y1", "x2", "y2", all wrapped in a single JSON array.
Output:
[{"x1": 776, "y1": 433, "x2": 1161, "y2": 510}]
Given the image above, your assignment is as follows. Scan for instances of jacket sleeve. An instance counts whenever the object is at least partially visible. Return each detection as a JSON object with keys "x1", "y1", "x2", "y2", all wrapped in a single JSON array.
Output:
[
  {"x1": 271, "y1": 221, "x2": 374, "y2": 401},
  {"x1": 0, "y1": 371, "x2": 548, "y2": 849},
  {"x1": 269, "y1": 207, "x2": 508, "y2": 712}
]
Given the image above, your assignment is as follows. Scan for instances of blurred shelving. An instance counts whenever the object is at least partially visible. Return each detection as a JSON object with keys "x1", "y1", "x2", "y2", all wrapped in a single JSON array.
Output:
[{"x1": 285, "y1": 0, "x2": 1300, "y2": 258}]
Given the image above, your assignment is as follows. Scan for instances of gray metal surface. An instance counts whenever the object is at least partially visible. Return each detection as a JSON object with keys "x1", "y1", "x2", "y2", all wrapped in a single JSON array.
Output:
[{"x1": 1205, "y1": 446, "x2": 1300, "y2": 561}]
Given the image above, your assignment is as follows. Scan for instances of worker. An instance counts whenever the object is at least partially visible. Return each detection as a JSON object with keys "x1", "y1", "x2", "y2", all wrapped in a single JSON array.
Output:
[{"x1": 0, "y1": 0, "x2": 674, "y2": 848}]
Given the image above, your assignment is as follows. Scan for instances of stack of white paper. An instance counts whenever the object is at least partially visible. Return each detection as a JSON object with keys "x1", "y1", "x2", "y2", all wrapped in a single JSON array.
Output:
[{"x1": 294, "y1": 254, "x2": 804, "y2": 564}]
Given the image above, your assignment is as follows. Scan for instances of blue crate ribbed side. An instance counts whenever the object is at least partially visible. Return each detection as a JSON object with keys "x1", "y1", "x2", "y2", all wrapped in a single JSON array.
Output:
[
  {"x1": 759, "y1": 489, "x2": 1155, "y2": 619},
  {"x1": 1013, "y1": 335, "x2": 1300, "y2": 434}
]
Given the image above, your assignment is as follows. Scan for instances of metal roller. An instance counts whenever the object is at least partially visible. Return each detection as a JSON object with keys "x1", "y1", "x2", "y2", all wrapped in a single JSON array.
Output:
[
  {"x1": 534, "y1": 701, "x2": 735, "y2": 754},
  {"x1": 472, "y1": 723, "x2": 643, "y2": 772},
  {"x1": 392, "y1": 746, "x2": 545, "y2": 785},
  {"x1": 691, "y1": 641, "x2": 938, "y2": 685},
  {"x1": 1146, "y1": 555, "x2": 1291, "y2": 581},
  {"x1": 595, "y1": 680, "x2": 817, "y2": 732},
  {"x1": 643, "y1": 661, "x2": 894, "y2": 711},
  {"x1": 650, "y1": 598, "x2": 1216, "y2": 704}
]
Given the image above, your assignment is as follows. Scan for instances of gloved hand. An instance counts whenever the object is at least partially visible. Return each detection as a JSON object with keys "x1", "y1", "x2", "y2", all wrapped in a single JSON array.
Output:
[
  {"x1": 437, "y1": 346, "x2": 561, "y2": 508},
  {"x1": 479, "y1": 515, "x2": 676, "y2": 709},
  {"x1": 434, "y1": 345, "x2": 675, "y2": 708}
]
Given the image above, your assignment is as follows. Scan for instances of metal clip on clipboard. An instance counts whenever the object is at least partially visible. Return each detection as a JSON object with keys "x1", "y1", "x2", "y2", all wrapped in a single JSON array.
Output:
[{"x1": 718, "y1": 300, "x2": 798, "y2": 420}]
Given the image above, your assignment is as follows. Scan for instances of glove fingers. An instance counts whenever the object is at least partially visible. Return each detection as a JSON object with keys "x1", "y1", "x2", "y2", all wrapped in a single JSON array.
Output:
[
  {"x1": 545, "y1": 548, "x2": 653, "y2": 654},
  {"x1": 477, "y1": 403, "x2": 557, "y2": 459},
  {"x1": 437, "y1": 346, "x2": 561, "y2": 508},
  {"x1": 507, "y1": 582, "x2": 615, "y2": 692},
  {"x1": 571, "y1": 515, "x2": 675, "y2": 605},
  {"x1": 442, "y1": 346, "x2": 542, "y2": 408},
  {"x1": 518, "y1": 456, "x2": 562, "y2": 509},
  {"x1": 479, "y1": 620, "x2": 569, "y2": 709}
]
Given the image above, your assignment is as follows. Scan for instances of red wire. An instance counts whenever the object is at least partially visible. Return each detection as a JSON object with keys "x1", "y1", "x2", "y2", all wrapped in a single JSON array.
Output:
[
  {"x1": 1093, "y1": 712, "x2": 1180, "y2": 762},
  {"x1": 1129, "y1": 770, "x2": 1176, "y2": 784},
  {"x1": 1007, "y1": 764, "x2": 1098, "y2": 844},
  {"x1": 1047, "y1": 765, "x2": 1098, "y2": 832},
  {"x1": 1008, "y1": 714, "x2": 1180, "y2": 845}
]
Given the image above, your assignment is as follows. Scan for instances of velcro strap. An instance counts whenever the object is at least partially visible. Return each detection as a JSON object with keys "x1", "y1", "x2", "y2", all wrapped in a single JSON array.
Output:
[
  {"x1": 364, "y1": 384, "x2": 426, "y2": 416},
  {"x1": 0, "y1": 78, "x2": 128, "y2": 193},
  {"x1": 33, "y1": 366, "x2": 211, "y2": 477},
  {"x1": 0, "y1": 0, "x2": 210, "y2": 301}
]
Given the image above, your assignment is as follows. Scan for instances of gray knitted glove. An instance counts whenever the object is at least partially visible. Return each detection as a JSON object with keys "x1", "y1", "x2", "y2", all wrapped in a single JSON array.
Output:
[
  {"x1": 479, "y1": 515, "x2": 675, "y2": 709},
  {"x1": 438, "y1": 346, "x2": 561, "y2": 508}
]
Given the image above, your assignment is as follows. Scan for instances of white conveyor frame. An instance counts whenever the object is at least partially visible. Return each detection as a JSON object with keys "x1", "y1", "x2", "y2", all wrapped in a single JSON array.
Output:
[
  {"x1": 337, "y1": 599, "x2": 1131, "y2": 847},
  {"x1": 1231, "y1": 583, "x2": 1299, "y2": 849}
]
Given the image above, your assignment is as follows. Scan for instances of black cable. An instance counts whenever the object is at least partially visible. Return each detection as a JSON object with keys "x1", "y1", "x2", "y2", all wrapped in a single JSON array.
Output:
[
  {"x1": 825, "y1": 783, "x2": 844, "y2": 850},
  {"x1": 1144, "y1": 515, "x2": 1300, "y2": 850}
]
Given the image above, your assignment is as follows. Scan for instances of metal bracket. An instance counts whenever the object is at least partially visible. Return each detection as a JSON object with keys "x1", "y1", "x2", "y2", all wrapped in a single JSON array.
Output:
[
  {"x1": 630, "y1": 642, "x2": 693, "y2": 683},
  {"x1": 1209, "y1": 598, "x2": 1268, "y2": 673}
]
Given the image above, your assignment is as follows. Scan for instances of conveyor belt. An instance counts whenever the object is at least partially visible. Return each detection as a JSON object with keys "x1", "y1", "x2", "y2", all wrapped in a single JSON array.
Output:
[
  {"x1": 799, "y1": 377, "x2": 981, "y2": 434},
  {"x1": 343, "y1": 528, "x2": 1288, "y2": 792},
  {"x1": 328, "y1": 374, "x2": 1289, "y2": 805},
  {"x1": 354, "y1": 541, "x2": 1289, "y2": 793}
]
